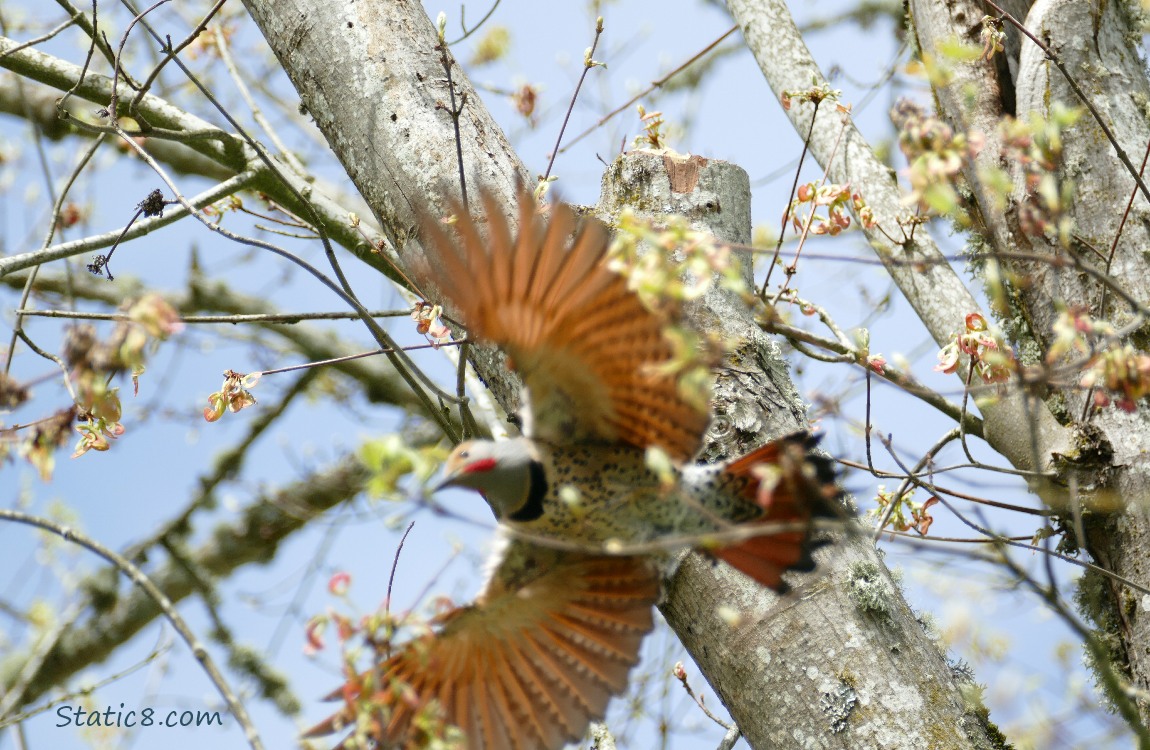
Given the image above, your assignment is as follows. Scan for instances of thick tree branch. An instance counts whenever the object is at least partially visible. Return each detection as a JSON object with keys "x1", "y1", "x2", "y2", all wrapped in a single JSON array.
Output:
[
  {"x1": 726, "y1": 0, "x2": 1073, "y2": 479},
  {"x1": 0, "y1": 457, "x2": 369, "y2": 705},
  {"x1": 0, "y1": 37, "x2": 402, "y2": 287}
]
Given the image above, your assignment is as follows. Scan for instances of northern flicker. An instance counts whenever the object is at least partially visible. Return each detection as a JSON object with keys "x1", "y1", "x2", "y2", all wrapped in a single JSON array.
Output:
[{"x1": 306, "y1": 189, "x2": 841, "y2": 749}]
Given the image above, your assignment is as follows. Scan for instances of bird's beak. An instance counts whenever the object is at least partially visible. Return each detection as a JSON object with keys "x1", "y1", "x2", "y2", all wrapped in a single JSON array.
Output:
[{"x1": 432, "y1": 468, "x2": 461, "y2": 493}]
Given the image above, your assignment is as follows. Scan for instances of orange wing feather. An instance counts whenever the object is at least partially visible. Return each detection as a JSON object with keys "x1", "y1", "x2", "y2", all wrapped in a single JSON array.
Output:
[
  {"x1": 418, "y1": 189, "x2": 709, "y2": 462},
  {"x1": 305, "y1": 543, "x2": 659, "y2": 749}
]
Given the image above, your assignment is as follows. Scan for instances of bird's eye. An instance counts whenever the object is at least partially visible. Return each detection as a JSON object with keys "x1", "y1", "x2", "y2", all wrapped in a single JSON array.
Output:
[{"x1": 458, "y1": 450, "x2": 469, "y2": 459}]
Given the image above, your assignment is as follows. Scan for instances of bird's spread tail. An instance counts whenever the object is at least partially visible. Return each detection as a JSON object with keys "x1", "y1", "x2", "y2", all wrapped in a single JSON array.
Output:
[{"x1": 712, "y1": 432, "x2": 842, "y2": 591}]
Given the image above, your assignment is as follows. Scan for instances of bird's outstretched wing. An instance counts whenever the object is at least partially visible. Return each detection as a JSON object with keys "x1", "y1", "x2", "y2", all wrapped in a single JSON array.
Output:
[
  {"x1": 418, "y1": 189, "x2": 709, "y2": 462},
  {"x1": 305, "y1": 542, "x2": 659, "y2": 749}
]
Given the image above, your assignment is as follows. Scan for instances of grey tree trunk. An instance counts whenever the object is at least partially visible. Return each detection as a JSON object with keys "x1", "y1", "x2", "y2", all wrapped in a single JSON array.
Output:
[
  {"x1": 909, "y1": 0, "x2": 1150, "y2": 727},
  {"x1": 239, "y1": 0, "x2": 1003, "y2": 746},
  {"x1": 599, "y1": 152, "x2": 999, "y2": 749}
]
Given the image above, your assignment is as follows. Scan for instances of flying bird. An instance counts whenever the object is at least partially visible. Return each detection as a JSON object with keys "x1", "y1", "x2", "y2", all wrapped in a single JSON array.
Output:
[{"x1": 306, "y1": 189, "x2": 841, "y2": 749}]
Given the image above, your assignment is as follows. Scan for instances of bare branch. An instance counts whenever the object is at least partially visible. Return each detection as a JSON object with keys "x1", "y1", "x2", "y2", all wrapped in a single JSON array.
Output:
[
  {"x1": 726, "y1": 0, "x2": 1073, "y2": 480},
  {"x1": 0, "y1": 457, "x2": 369, "y2": 707},
  {"x1": 0, "y1": 510, "x2": 268, "y2": 750}
]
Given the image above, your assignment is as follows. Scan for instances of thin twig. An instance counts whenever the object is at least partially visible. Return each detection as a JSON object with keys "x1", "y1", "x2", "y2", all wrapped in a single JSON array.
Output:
[
  {"x1": 864, "y1": 365, "x2": 875, "y2": 472},
  {"x1": 1097, "y1": 130, "x2": 1150, "y2": 327},
  {"x1": 542, "y1": 17, "x2": 604, "y2": 183},
  {"x1": 762, "y1": 98, "x2": 821, "y2": 295},
  {"x1": 875, "y1": 434, "x2": 1150, "y2": 598},
  {"x1": 86, "y1": 199, "x2": 155, "y2": 280},
  {"x1": 437, "y1": 31, "x2": 470, "y2": 209},
  {"x1": 128, "y1": 0, "x2": 228, "y2": 120},
  {"x1": 4, "y1": 134, "x2": 106, "y2": 378},
  {"x1": 0, "y1": 13, "x2": 81, "y2": 63},
  {"x1": 559, "y1": 24, "x2": 738, "y2": 155},
  {"x1": 871, "y1": 428, "x2": 959, "y2": 541},
  {"x1": 212, "y1": 19, "x2": 307, "y2": 175},
  {"x1": 14, "y1": 330, "x2": 76, "y2": 402},
  {"x1": 447, "y1": 0, "x2": 501, "y2": 45},
  {"x1": 674, "y1": 663, "x2": 738, "y2": 737},
  {"x1": 385, "y1": 522, "x2": 417, "y2": 628},
  {"x1": 837, "y1": 461, "x2": 1052, "y2": 515},
  {"x1": 255, "y1": 339, "x2": 467, "y2": 395},
  {"x1": 108, "y1": 0, "x2": 170, "y2": 117},
  {"x1": 56, "y1": 0, "x2": 109, "y2": 118},
  {"x1": 882, "y1": 530, "x2": 1034, "y2": 544},
  {"x1": 51, "y1": 0, "x2": 128, "y2": 79},
  {"x1": 15, "y1": 308, "x2": 413, "y2": 324},
  {"x1": 767, "y1": 108, "x2": 851, "y2": 305},
  {"x1": 0, "y1": 510, "x2": 266, "y2": 750},
  {"x1": 0, "y1": 641, "x2": 169, "y2": 728}
]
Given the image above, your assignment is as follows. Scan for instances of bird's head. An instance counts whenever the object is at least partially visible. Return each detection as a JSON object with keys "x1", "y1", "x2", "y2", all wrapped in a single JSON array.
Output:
[{"x1": 436, "y1": 438, "x2": 543, "y2": 521}]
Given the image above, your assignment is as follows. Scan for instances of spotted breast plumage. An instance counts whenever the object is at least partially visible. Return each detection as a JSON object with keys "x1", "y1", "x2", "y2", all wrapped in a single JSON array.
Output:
[{"x1": 305, "y1": 189, "x2": 842, "y2": 750}]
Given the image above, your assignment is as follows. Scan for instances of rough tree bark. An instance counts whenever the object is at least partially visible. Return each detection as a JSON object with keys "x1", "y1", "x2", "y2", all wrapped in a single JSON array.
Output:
[
  {"x1": 238, "y1": 0, "x2": 1003, "y2": 746},
  {"x1": 601, "y1": 152, "x2": 998, "y2": 748},
  {"x1": 726, "y1": 0, "x2": 1074, "y2": 477},
  {"x1": 909, "y1": 0, "x2": 1150, "y2": 727}
]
